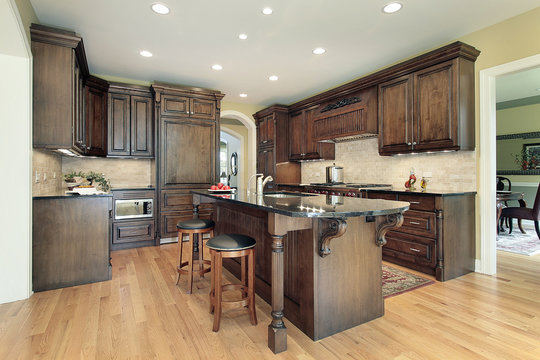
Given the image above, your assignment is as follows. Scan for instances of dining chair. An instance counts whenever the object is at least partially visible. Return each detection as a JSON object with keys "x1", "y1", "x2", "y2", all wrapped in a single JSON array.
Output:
[
  {"x1": 496, "y1": 176, "x2": 512, "y2": 230},
  {"x1": 501, "y1": 182, "x2": 540, "y2": 239}
]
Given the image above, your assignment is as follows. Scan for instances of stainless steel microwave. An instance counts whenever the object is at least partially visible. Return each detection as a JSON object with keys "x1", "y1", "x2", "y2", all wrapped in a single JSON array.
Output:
[{"x1": 114, "y1": 198, "x2": 153, "y2": 220}]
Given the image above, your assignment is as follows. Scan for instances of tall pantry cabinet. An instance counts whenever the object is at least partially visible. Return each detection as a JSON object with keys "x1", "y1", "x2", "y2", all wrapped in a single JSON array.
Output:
[{"x1": 151, "y1": 83, "x2": 224, "y2": 239}]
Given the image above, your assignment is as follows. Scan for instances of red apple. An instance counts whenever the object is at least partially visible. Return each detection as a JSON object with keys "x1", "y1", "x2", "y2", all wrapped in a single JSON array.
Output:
[
  {"x1": 223, "y1": 185, "x2": 230, "y2": 190},
  {"x1": 210, "y1": 185, "x2": 218, "y2": 190},
  {"x1": 217, "y1": 182, "x2": 224, "y2": 189}
]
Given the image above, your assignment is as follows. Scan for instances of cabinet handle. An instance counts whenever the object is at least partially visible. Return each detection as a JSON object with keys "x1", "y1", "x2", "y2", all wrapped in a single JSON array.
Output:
[
  {"x1": 412, "y1": 141, "x2": 417, "y2": 145},
  {"x1": 262, "y1": 140, "x2": 268, "y2": 143},
  {"x1": 409, "y1": 221, "x2": 421, "y2": 225},
  {"x1": 410, "y1": 248, "x2": 420, "y2": 252},
  {"x1": 407, "y1": 142, "x2": 412, "y2": 146},
  {"x1": 409, "y1": 201, "x2": 420, "y2": 204}
]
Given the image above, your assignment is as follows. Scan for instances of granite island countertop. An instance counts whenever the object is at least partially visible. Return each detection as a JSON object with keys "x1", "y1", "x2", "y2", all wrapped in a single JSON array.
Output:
[
  {"x1": 277, "y1": 183, "x2": 476, "y2": 196},
  {"x1": 192, "y1": 189, "x2": 409, "y2": 218}
]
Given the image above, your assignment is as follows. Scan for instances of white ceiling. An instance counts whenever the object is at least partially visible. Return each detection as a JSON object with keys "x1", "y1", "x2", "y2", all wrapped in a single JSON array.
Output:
[
  {"x1": 30, "y1": 0, "x2": 540, "y2": 106},
  {"x1": 496, "y1": 66, "x2": 540, "y2": 103}
]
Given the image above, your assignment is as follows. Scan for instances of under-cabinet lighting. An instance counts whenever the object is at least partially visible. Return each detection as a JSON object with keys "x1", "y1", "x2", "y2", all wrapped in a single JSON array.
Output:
[
  {"x1": 151, "y1": 3, "x2": 170, "y2": 15},
  {"x1": 382, "y1": 2, "x2": 403, "y2": 14},
  {"x1": 139, "y1": 50, "x2": 153, "y2": 57}
]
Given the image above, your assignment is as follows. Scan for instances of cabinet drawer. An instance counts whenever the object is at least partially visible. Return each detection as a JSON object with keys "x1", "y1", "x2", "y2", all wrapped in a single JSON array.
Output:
[
  {"x1": 161, "y1": 95, "x2": 189, "y2": 116},
  {"x1": 113, "y1": 220, "x2": 154, "y2": 244},
  {"x1": 400, "y1": 210, "x2": 436, "y2": 238},
  {"x1": 383, "y1": 232, "x2": 436, "y2": 267},
  {"x1": 161, "y1": 190, "x2": 193, "y2": 210},
  {"x1": 398, "y1": 194, "x2": 435, "y2": 211},
  {"x1": 367, "y1": 192, "x2": 397, "y2": 201}
]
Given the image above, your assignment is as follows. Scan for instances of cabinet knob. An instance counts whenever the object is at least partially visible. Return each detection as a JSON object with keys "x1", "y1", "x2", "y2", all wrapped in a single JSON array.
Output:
[
  {"x1": 407, "y1": 142, "x2": 412, "y2": 146},
  {"x1": 412, "y1": 141, "x2": 417, "y2": 145}
]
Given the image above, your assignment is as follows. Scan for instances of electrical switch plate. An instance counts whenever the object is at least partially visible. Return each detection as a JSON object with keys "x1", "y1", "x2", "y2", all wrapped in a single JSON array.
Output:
[
  {"x1": 43, "y1": 172, "x2": 47, "y2": 181},
  {"x1": 35, "y1": 171, "x2": 40, "y2": 183},
  {"x1": 53, "y1": 172, "x2": 57, "y2": 179}
]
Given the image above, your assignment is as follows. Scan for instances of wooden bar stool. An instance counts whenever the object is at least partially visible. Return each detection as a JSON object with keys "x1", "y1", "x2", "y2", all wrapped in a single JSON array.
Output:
[
  {"x1": 206, "y1": 234, "x2": 257, "y2": 332},
  {"x1": 176, "y1": 219, "x2": 215, "y2": 294}
]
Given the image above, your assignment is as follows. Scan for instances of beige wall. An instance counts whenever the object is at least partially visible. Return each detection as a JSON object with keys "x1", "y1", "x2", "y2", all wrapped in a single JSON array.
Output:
[{"x1": 302, "y1": 139, "x2": 476, "y2": 191}]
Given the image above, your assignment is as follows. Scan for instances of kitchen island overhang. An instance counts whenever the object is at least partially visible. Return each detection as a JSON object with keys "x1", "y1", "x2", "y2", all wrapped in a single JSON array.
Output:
[{"x1": 192, "y1": 190, "x2": 409, "y2": 354}]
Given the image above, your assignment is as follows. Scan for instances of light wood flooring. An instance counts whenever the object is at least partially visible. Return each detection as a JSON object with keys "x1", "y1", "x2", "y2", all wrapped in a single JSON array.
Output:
[{"x1": 1, "y1": 244, "x2": 539, "y2": 359}]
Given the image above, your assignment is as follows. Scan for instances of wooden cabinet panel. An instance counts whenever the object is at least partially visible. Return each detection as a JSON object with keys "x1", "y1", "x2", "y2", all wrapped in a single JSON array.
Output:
[
  {"x1": 161, "y1": 190, "x2": 193, "y2": 210},
  {"x1": 288, "y1": 111, "x2": 305, "y2": 160},
  {"x1": 161, "y1": 95, "x2": 189, "y2": 116},
  {"x1": 257, "y1": 114, "x2": 274, "y2": 147},
  {"x1": 257, "y1": 147, "x2": 275, "y2": 180},
  {"x1": 113, "y1": 220, "x2": 154, "y2": 244},
  {"x1": 73, "y1": 59, "x2": 85, "y2": 153},
  {"x1": 400, "y1": 210, "x2": 436, "y2": 238},
  {"x1": 378, "y1": 74, "x2": 413, "y2": 154},
  {"x1": 288, "y1": 106, "x2": 334, "y2": 161},
  {"x1": 160, "y1": 118, "x2": 215, "y2": 187},
  {"x1": 84, "y1": 76, "x2": 108, "y2": 156},
  {"x1": 130, "y1": 95, "x2": 153, "y2": 157},
  {"x1": 108, "y1": 93, "x2": 130, "y2": 156},
  {"x1": 191, "y1": 98, "x2": 216, "y2": 119},
  {"x1": 383, "y1": 232, "x2": 436, "y2": 269},
  {"x1": 398, "y1": 194, "x2": 435, "y2": 211},
  {"x1": 366, "y1": 192, "x2": 398, "y2": 201}
]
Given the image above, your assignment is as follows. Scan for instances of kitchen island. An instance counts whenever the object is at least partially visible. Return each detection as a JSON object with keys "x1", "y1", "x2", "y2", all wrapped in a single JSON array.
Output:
[{"x1": 192, "y1": 190, "x2": 409, "y2": 354}]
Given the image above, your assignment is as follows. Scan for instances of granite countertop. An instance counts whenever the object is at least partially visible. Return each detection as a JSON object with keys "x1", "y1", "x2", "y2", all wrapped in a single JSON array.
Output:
[
  {"x1": 111, "y1": 186, "x2": 155, "y2": 191},
  {"x1": 33, "y1": 192, "x2": 113, "y2": 199},
  {"x1": 277, "y1": 183, "x2": 476, "y2": 196},
  {"x1": 192, "y1": 189, "x2": 409, "y2": 218}
]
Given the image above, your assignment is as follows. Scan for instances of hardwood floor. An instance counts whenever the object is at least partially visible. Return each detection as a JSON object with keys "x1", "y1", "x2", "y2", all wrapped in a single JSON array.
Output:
[{"x1": 1, "y1": 245, "x2": 539, "y2": 359}]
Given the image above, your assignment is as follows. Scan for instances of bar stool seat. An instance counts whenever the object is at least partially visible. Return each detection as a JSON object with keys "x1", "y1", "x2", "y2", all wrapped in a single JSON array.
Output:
[
  {"x1": 176, "y1": 219, "x2": 215, "y2": 294},
  {"x1": 207, "y1": 234, "x2": 257, "y2": 332}
]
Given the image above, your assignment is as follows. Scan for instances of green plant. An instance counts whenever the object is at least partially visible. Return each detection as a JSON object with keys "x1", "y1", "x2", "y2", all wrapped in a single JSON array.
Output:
[
  {"x1": 85, "y1": 171, "x2": 111, "y2": 192},
  {"x1": 513, "y1": 148, "x2": 539, "y2": 170},
  {"x1": 63, "y1": 171, "x2": 84, "y2": 182}
]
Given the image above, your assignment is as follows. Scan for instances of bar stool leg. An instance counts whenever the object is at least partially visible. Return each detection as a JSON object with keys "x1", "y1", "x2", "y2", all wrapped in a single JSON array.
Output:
[
  {"x1": 187, "y1": 233, "x2": 194, "y2": 294},
  {"x1": 176, "y1": 231, "x2": 184, "y2": 285},
  {"x1": 198, "y1": 234, "x2": 205, "y2": 279},
  {"x1": 241, "y1": 256, "x2": 247, "y2": 298},
  {"x1": 212, "y1": 251, "x2": 223, "y2": 332},
  {"x1": 248, "y1": 249, "x2": 257, "y2": 325},
  {"x1": 209, "y1": 249, "x2": 215, "y2": 314}
]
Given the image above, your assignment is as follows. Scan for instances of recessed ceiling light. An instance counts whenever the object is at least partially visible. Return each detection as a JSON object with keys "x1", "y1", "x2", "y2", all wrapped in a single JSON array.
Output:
[
  {"x1": 239, "y1": 93, "x2": 248, "y2": 98},
  {"x1": 151, "y1": 3, "x2": 170, "y2": 15},
  {"x1": 313, "y1": 47, "x2": 326, "y2": 55},
  {"x1": 212, "y1": 64, "x2": 223, "y2": 71},
  {"x1": 139, "y1": 50, "x2": 153, "y2": 57},
  {"x1": 382, "y1": 2, "x2": 402, "y2": 14},
  {"x1": 238, "y1": 33, "x2": 248, "y2": 40},
  {"x1": 262, "y1": 7, "x2": 273, "y2": 15},
  {"x1": 269, "y1": 75, "x2": 278, "y2": 81}
]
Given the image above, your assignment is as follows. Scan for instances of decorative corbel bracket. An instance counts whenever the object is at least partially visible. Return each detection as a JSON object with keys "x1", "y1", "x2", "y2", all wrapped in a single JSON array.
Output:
[
  {"x1": 376, "y1": 213, "x2": 404, "y2": 246},
  {"x1": 318, "y1": 218, "x2": 347, "y2": 257}
]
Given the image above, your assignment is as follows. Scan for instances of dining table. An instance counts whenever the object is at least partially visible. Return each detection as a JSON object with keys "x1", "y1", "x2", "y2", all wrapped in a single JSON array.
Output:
[{"x1": 496, "y1": 191, "x2": 526, "y2": 234}]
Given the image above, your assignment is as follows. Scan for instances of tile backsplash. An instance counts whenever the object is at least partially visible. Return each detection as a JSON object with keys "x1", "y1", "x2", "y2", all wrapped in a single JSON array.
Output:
[
  {"x1": 301, "y1": 138, "x2": 476, "y2": 192},
  {"x1": 32, "y1": 149, "x2": 63, "y2": 196}
]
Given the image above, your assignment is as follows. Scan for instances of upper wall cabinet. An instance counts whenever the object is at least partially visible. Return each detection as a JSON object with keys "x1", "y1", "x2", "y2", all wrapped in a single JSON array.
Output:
[
  {"x1": 108, "y1": 83, "x2": 154, "y2": 158},
  {"x1": 31, "y1": 24, "x2": 90, "y2": 155},
  {"x1": 83, "y1": 76, "x2": 109, "y2": 156},
  {"x1": 378, "y1": 43, "x2": 479, "y2": 155},
  {"x1": 289, "y1": 105, "x2": 335, "y2": 161}
]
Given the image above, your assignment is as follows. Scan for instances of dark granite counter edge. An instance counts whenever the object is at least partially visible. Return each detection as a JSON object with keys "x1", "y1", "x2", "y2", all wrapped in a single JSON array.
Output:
[
  {"x1": 192, "y1": 190, "x2": 409, "y2": 218},
  {"x1": 33, "y1": 193, "x2": 113, "y2": 199},
  {"x1": 276, "y1": 183, "x2": 476, "y2": 196},
  {"x1": 111, "y1": 187, "x2": 155, "y2": 191}
]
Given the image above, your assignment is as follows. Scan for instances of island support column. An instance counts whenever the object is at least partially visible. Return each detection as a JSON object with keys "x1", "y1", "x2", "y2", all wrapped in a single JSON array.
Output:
[{"x1": 267, "y1": 213, "x2": 312, "y2": 354}]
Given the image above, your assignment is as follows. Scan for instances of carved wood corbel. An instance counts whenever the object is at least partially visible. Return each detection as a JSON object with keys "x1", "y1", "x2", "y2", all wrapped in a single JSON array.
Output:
[
  {"x1": 318, "y1": 218, "x2": 347, "y2": 257},
  {"x1": 376, "y1": 213, "x2": 404, "y2": 246}
]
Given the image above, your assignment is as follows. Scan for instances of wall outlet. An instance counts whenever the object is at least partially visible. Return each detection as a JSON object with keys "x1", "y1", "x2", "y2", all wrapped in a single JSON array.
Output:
[{"x1": 423, "y1": 171, "x2": 433, "y2": 178}]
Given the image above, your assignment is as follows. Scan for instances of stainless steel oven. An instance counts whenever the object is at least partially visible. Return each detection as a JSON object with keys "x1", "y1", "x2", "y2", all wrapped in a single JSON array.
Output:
[{"x1": 114, "y1": 198, "x2": 153, "y2": 220}]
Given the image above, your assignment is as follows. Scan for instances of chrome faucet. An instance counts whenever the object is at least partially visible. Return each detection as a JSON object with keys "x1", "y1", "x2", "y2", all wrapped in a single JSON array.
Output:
[
  {"x1": 258, "y1": 175, "x2": 274, "y2": 194},
  {"x1": 248, "y1": 173, "x2": 263, "y2": 193}
]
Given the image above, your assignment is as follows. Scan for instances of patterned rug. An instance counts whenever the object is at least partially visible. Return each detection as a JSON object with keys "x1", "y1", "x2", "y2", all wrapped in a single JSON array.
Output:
[
  {"x1": 496, "y1": 223, "x2": 540, "y2": 256},
  {"x1": 382, "y1": 265, "x2": 434, "y2": 298}
]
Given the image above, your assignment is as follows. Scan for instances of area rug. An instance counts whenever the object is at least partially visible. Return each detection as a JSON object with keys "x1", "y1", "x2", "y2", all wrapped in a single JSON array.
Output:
[
  {"x1": 496, "y1": 224, "x2": 540, "y2": 256},
  {"x1": 382, "y1": 265, "x2": 434, "y2": 298}
]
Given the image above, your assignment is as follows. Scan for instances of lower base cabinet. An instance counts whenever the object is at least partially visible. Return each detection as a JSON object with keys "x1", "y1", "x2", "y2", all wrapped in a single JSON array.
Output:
[
  {"x1": 33, "y1": 196, "x2": 112, "y2": 292},
  {"x1": 366, "y1": 191, "x2": 475, "y2": 281}
]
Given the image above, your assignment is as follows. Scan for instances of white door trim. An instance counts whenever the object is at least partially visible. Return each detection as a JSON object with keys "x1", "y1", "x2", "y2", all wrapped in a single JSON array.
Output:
[{"x1": 478, "y1": 53, "x2": 540, "y2": 275}]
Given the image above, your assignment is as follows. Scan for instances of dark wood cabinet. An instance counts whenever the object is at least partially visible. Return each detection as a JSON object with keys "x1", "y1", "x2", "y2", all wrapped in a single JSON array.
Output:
[
  {"x1": 33, "y1": 196, "x2": 112, "y2": 292},
  {"x1": 366, "y1": 191, "x2": 475, "y2": 281},
  {"x1": 31, "y1": 23, "x2": 89, "y2": 154},
  {"x1": 152, "y1": 83, "x2": 224, "y2": 238},
  {"x1": 108, "y1": 83, "x2": 153, "y2": 158},
  {"x1": 111, "y1": 189, "x2": 156, "y2": 250},
  {"x1": 288, "y1": 106, "x2": 335, "y2": 161},
  {"x1": 83, "y1": 76, "x2": 109, "y2": 156},
  {"x1": 378, "y1": 57, "x2": 477, "y2": 155},
  {"x1": 254, "y1": 106, "x2": 300, "y2": 187}
]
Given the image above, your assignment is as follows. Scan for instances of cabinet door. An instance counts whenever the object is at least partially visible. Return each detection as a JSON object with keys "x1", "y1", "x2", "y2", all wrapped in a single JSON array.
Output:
[
  {"x1": 303, "y1": 105, "x2": 334, "y2": 160},
  {"x1": 191, "y1": 98, "x2": 216, "y2": 120},
  {"x1": 378, "y1": 74, "x2": 414, "y2": 155},
  {"x1": 108, "y1": 93, "x2": 131, "y2": 156},
  {"x1": 257, "y1": 115, "x2": 274, "y2": 147},
  {"x1": 131, "y1": 95, "x2": 154, "y2": 157},
  {"x1": 161, "y1": 95, "x2": 190, "y2": 117},
  {"x1": 160, "y1": 117, "x2": 216, "y2": 188},
  {"x1": 73, "y1": 59, "x2": 86, "y2": 153},
  {"x1": 257, "y1": 147, "x2": 275, "y2": 179},
  {"x1": 414, "y1": 60, "x2": 457, "y2": 151},
  {"x1": 84, "y1": 84, "x2": 108, "y2": 156},
  {"x1": 288, "y1": 111, "x2": 305, "y2": 160}
]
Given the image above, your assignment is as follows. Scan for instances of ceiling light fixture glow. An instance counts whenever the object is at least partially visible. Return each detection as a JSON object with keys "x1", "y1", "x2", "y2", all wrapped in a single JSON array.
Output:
[
  {"x1": 212, "y1": 64, "x2": 223, "y2": 71},
  {"x1": 313, "y1": 47, "x2": 326, "y2": 55},
  {"x1": 239, "y1": 93, "x2": 248, "y2": 98},
  {"x1": 139, "y1": 50, "x2": 153, "y2": 57},
  {"x1": 238, "y1": 33, "x2": 248, "y2": 40},
  {"x1": 151, "y1": 3, "x2": 170, "y2": 15},
  {"x1": 382, "y1": 2, "x2": 402, "y2": 14},
  {"x1": 262, "y1": 7, "x2": 273, "y2": 15},
  {"x1": 269, "y1": 75, "x2": 278, "y2": 81}
]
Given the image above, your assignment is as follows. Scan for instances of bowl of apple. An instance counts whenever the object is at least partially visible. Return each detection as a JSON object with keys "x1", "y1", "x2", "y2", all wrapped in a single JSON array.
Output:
[{"x1": 208, "y1": 183, "x2": 236, "y2": 193}]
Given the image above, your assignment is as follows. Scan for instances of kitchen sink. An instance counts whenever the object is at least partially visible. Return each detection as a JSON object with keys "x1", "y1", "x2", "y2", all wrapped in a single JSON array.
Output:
[{"x1": 263, "y1": 192, "x2": 317, "y2": 198}]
